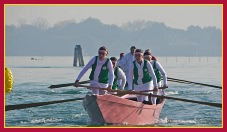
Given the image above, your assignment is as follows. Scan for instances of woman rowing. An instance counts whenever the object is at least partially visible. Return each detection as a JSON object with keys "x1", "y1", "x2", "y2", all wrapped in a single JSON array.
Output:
[
  {"x1": 143, "y1": 51, "x2": 168, "y2": 95},
  {"x1": 109, "y1": 57, "x2": 126, "y2": 94},
  {"x1": 128, "y1": 49, "x2": 158, "y2": 104},
  {"x1": 74, "y1": 46, "x2": 114, "y2": 95}
]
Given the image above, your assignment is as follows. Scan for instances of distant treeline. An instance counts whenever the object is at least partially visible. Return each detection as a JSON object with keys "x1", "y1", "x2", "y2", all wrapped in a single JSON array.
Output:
[{"x1": 6, "y1": 18, "x2": 222, "y2": 56}]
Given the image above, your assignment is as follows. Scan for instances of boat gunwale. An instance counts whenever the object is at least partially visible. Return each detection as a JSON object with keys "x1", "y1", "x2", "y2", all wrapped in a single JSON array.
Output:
[{"x1": 96, "y1": 94, "x2": 165, "y2": 109}]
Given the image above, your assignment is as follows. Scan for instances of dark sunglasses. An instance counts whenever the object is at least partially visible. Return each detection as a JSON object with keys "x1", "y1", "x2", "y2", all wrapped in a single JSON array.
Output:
[
  {"x1": 99, "y1": 52, "x2": 107, "y2": 55},
  {"x1": 144, "y1": 56, "x2": 150, "y2": 59},
  {"x1": 135, "y1": 54, "x2": 142, "y2": 57}
]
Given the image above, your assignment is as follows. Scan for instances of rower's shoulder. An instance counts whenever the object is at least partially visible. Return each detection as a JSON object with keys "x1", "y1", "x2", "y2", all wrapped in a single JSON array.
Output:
[
  {"x1": 89, "y1": 56, "x2": 97, "y2": 62},
  {"x1": 154, "y1": 60, "x2": 161, "y2": 66},
  {"x1": 91, "y1": 56, "x2": 98, "y2": 60},
  {"x1": 118, "y1": 67, "x2": 124, "y2": 72},
  {"x1": 124, "y1": 53, "x2": 131, "y2": 57},
  {"x1": 117, "y1": 67, "x2": 126, "y2": 77},
  {"x1": 106, "y1": 58, "x2": 111, "y2": 63}
]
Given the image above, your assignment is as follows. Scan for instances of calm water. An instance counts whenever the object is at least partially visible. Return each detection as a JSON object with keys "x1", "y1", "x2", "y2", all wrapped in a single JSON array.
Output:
[{"x1": 5, "y1": 56, "x2": 222, "y2": 127}]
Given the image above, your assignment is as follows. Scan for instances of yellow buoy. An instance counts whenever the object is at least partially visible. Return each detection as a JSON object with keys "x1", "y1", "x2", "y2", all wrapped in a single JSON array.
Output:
[{"x1": 5, "y1": 67, "x2": 14, "y2": 93}]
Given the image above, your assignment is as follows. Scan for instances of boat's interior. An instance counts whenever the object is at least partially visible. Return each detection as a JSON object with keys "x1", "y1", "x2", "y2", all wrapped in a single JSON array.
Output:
[
  {"x1": 122, "y1": 95, "x2": 163, "y2": 105},
  {"x1": 127, "y1": 98, "x2": 163, "y2": 105}
]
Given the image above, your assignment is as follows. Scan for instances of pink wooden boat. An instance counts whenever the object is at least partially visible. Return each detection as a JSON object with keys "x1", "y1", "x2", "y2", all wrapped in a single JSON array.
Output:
[{"x1": 83, "y1": 94, "x2": 165, "y2": 126}]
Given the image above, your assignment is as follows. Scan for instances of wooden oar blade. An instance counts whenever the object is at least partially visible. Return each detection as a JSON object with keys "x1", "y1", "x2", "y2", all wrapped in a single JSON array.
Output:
[
  {"x1": 48, "y1": 83, "x2": 74, "y2": 89},
  {"x1": 160, "y1": 95, "x2": 222, "y2": 108},
  {"x1": 167, "y1": 77, "x2": 222, "y2": 89},
  {"x1": 5, "y1": 97, "x2": 84, "y2": 111},
  {"x1": 48, "y1": 80, "x2": 90, "y2": 89}
]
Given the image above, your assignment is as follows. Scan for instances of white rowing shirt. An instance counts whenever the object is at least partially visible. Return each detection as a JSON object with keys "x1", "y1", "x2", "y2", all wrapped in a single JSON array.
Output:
[
  {"x1": 116, "y1": 67, "x2": 126, "y2": 90},
  {"x1": 76, "y1": 56, "x2": 114, "y2": 86},
  {"x1": 118, "y1": 52, "x2": 135, "y2": 73},
  {"x1": 150, "y1": 60, "x2": 168, "y2": 86}
]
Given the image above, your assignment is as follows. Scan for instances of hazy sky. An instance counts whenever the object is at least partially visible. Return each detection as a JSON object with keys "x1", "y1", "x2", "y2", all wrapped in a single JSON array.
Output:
[{"x1": 6, "y1": 5, "x2": 222, "y2": 29}]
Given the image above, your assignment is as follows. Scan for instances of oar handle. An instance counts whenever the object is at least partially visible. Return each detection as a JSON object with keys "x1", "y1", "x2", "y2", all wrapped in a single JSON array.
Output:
[
  {"x1": 78, "y1": 84, "x2": 222, "y2": 108},
  {"x1": 78, "y1": 84, "x2": 167, "y2": 93},
  {"x1": 139, "y1": 87, "x2": 167, "y2": 92},
  {"x1": 77, "y1": 84, "x2": 167, "y2": 94}
]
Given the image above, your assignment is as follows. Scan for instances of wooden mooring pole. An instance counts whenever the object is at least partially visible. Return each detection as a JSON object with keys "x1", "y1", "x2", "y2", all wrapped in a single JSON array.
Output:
[{"x1": 73, "y1": 45, "x2": 85, "y2": 67}]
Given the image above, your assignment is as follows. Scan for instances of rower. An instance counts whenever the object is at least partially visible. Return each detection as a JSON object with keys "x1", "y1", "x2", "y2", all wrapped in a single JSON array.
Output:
[
  {"x1": 117, "y1": 53, "x2": 124, "y2": 67},
  {"x1": 109, "y1": 57, "x2": 126, "y2": 94},
  {"x1": 74, "y1": 46, "x2": 114, "y2": 95},
  {"x1": 128, "y1": 49, "x2": 158, "y2": 104},
  {"x1": 118, "y1": 46, "x2": 136, "y2": 88},
  {"x1": 145, "y1": 49, "x2": 157, "y2": 61},
  {"x1": 143, "y1": 51, "x2": 168, "y2": 96}
]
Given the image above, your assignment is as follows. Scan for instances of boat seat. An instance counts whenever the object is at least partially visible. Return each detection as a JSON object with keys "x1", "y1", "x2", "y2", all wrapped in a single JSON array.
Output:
[
  {"x1": 142, "y1": 98, "x2": 162, "y2": 105},
  {"x1": 126, "y1": 96, "x2": 162, "y2": 105}
]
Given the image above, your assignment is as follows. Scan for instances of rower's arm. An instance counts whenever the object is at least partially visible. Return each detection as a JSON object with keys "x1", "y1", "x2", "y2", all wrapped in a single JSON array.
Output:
[
  {"x1": 107, "y1": 60, "x2": 114, "y2": 86},
  {"x1": 147, "y1": 62, "x2": 158, "y2": 87},
  {"x1": 76, "y1": 57, "x2": 95, "y2": 81},
  {"x1": 156, "y1": 61, "x2": 167, "y2": 85},
  {"x1": 117, "y1": 68, "x2": 126, "y2": 90}
]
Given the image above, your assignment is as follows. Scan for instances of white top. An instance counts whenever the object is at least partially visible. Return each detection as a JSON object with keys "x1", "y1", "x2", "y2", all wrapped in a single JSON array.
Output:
[
  {"x1": 76, "y1": 56, "x2": 114, "y2": 86},
  {"x1": 116, "y1": 67, "x2": 126, "y2": 90},
  {"x1": 117, "y1": 58, "x2": 123, "y2": 67},
  {"x1": 128, "y1": 59, "x2": 158, "y2": 90},
  {"x1": 151, "y1": 60, "x2": 167, "y2": 85},
  {"x1": 118, "y1": 52, "x2": 135, "y2": 72}
]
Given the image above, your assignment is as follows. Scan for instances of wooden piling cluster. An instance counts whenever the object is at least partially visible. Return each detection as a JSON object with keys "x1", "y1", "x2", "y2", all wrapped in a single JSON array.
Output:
[{"x1": 73, "y1": 45, "x2": 85, "y2": 67}]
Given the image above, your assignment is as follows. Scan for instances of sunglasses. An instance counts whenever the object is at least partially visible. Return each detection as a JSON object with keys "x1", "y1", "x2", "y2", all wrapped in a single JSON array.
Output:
[
  {"x1": 144, "y1": 56, "x2": 150, "y2": 59},
  {"x1": 99, "y1": 52, "x2": 106, "y2": 55},
  {"x1": 135, "y1": 54, "x2": 142, "y2": 57}
]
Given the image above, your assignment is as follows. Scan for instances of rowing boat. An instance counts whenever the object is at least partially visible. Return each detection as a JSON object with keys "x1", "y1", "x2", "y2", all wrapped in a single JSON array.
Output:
[{"x1": 83, "y1": 94, "x2": 165, "y2": 126}]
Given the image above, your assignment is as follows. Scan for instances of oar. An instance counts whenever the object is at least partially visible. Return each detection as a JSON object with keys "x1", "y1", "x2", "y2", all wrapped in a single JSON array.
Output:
[
  {"x1": 48, "y1": 80, "x2": 90, "y2": 89},
  {"x1": 168, "y1": 79, "x2": 192, "y2": 84},
  {"x1": 139, "y1": 87, "x2": 167, "y2": 92},
  {"x1": 5, "y1": 97, "x2": 84, "y2": 111},
  {"x1": 167, "y1": 77, "x2": 222, "y2": 89},
  {"x1": 77, "y1": 84, "x2": 222, "y2": 108}
]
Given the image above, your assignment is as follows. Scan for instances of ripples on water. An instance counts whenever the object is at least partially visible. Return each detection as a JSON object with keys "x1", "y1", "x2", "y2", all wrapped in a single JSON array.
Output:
[
  {"x1": 5, "y1": 56, "x2": 222, "y2": 127},
  {"x1": 158, "y1": 117, "x2": 197, "y2": 124}
]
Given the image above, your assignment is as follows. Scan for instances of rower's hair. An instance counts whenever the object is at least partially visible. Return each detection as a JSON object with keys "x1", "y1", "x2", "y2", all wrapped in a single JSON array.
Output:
[
  {"x1": 130, "y1": 46, "x2": 136, "y2": 49},
  {"x1": 144, "y1": 51, "x2": 152, "y2": 56},
  {"x1": 99, "y1": 46, "x2": 108, "y2": 54},
  {"x1": 135, "y1": 49, "x2": 143, "y2": 53},
  {"x1": 110, "y1": 57, "x2": 117, "y2": 61},
  {"x1": 145, "y1": 49, "x2": 151, "y2": 52}
]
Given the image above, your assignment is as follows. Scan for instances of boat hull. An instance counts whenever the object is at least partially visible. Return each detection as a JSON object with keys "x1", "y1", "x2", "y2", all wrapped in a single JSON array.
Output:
[{"x1": 83, "y1": 94, "x2": 165, "y2": 126}]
